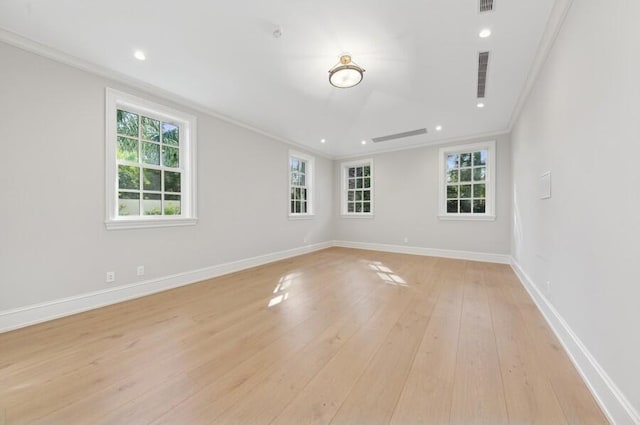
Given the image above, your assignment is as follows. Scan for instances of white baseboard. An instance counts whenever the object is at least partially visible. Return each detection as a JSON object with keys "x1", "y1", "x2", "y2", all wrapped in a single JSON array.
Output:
[
  {"x1": 511, "y1": 259, "x2": 640, "y2": 425},
  {"x1": 0, "y1": 241, "x2": 332, "y2": 334},
  {"x1": 332, "y1": 240, "x2": 511, "y2": 264}
]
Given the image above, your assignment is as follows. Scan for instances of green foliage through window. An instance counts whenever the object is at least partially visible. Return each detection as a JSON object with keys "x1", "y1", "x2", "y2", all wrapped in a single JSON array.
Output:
[{"x1": 116, "y1": 109, "x2": 182, "y2": 217}]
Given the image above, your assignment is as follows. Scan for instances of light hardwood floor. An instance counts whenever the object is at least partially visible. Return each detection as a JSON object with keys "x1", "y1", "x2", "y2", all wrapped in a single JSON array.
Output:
[{"x1": 0, "y1": 247, "x2": 608, "y2": 424}]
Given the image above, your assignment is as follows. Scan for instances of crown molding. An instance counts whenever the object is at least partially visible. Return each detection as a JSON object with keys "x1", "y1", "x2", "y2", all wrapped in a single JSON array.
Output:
[
  {"x1": 507, "y1": 0, "x2": 575, "y2": 131},
  {"x1": 0, "y1": 28, "x2": 332, "y2": 160}
]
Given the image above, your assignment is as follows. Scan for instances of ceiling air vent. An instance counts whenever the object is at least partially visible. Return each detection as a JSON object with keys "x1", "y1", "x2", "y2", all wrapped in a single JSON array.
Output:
[
  {"x1": 477, "y1": 51, "x2": 490, "y2": 98},
  {"x1": 479, "y1": 0, "x2": 494, "y2": 12},
  {"x1": 372, "y1": 128, "x2": 427, "y2": 143}
]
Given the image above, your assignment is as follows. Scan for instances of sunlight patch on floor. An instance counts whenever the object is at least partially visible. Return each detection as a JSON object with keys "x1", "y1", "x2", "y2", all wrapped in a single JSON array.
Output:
[{"x1": 368, "y1": 262, "x2": 408, "y2": 287}]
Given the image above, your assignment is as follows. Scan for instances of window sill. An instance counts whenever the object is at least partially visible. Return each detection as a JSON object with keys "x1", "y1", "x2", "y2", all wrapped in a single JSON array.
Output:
[
  {"x1": 105, "y1": 217, "x2": 198, "y2": 230},
  {"x1": 288, "y1": 214, "x2": 315, "y2": 220},
  {"x1": 438, "y1": 214, "x2": 496, "y2": 222},
  {"x1": 341, "y1": 213, "x2": 375, "y2": 219}
]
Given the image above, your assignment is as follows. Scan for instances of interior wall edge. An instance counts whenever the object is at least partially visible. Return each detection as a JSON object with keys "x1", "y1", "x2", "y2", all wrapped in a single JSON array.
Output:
[
  {"x1": 510, "y1": 259, "x2": 640, "y2": 425},
  {"x1": 333, "y1": 240, "x2": 511, "y2": 264}
]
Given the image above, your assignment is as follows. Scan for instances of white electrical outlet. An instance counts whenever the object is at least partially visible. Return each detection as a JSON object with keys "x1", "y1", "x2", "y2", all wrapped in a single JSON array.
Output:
[
  {"x1": 106, "y1": 271, "x2": 115, "y2": 283},
  {"x1": 137, "y1": 266, "x2": 145, "y2": 276}
]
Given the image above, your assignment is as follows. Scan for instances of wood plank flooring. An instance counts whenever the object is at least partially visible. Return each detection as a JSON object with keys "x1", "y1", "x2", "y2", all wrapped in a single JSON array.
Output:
[{"x1": 0, "y1": 247, "x2": 609, "y2": 424}]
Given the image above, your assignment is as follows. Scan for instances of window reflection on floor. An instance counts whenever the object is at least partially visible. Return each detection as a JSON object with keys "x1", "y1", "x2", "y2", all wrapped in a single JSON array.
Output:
[
  {"x1": 268, "y1": 272, "x2": 300, "y2": 307},
  {"x1": 368, "y1": 261, "x2": 408, "y2": 287}
]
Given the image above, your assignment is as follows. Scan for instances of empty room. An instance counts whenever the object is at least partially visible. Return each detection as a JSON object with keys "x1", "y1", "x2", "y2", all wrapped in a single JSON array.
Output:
[{"x1": 0, "y1": 0, "x2": 638, "y2": 424}]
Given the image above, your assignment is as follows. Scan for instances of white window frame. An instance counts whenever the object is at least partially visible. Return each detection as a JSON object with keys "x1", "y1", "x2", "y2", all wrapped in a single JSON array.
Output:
[
  {"x1": 438, "y1": 140, "x2": 496, "y2": 221},
  {"x1": 288, "y1": 150, "x2": 315, "y2": 219},
  {"x1": 105, "y1": 88, "x2": 197, "y2": 229},
  {"x1": 340, "y1": 158, "x2": 374, "y2": 218}
]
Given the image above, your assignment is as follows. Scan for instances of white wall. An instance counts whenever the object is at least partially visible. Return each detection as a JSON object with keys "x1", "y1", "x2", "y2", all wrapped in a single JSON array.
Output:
[
  {"x1": 0, "y1": 41, "x2": 333, "y2": 311},
  {"x1": 333, "y1": 134, "x2": 512, "y2": 255},
  {"x1": 511, "y1": 0, "x2": 640, "y2": 419}
]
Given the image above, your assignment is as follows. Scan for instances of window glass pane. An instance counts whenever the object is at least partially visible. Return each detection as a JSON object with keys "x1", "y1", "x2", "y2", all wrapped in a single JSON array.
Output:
[
  {"x1": 300, "y1": 161, "x2": 306, "y2": 173},
  {"x1": 295, "y1": 187, "x2": 301, "y2": 200},
  {"x1": 356, "y1": 179, "x2": 363, "y2": 189},
  {"x1": 460, "y1": 200, "x2": 472, "y2": 213},
  {"x1": 474, "y1": 183, "x2": 486, "y2": 198},
  {"x1": 355, "y1": 191, "x2": 362, "y2": 201},
  {"x1": 290, "y1": 158, "x2": 298, "y2": 171},
  {"x1": 143, "y1": 168, "x2": 161, "y2": 191},
  {"x1": 363, "y1": 190, "x2": 370, "y2": 201},
  {"x1": 347, "y1": 191, "x2": 354, "y2": 201},
  {"x1": 290, "y1": 201, "x2": 295, "y2": 213},
  {"x1": 460, "y1": 168, "x2": 472, "y2": 182},
  {"x1": 473, "y1": 151, "x2": 487, "y2": 166},
  {"x1": 355, "y1": 203, "x2": 363, "y2": 213},
  {"x1": 141, "y1": 116, "x2": 160, "y2": 141},
  {"x1": 447, "y1": 185, "x2": 459, "y2": 199},
  {"x1": 164, "y1": 194, "x2": 181, "y2": 215},
  {"x1": 117, "y1": 137, "x2": 138, "y2": 162},
  {"x1": 364, "y1": 166, "x2": 370, "y2": 177},
  {"x1": 142, "y1": 142, "x2": 160, "y2": 165},
  {"x1": 447, "y1": 170, "x2": 459, "y2": 183},
  {"x1": 162, "y1": 122, "x2": 179, "y2": 146},
  {"x1": 299, "y1": 173, "x2": 306, "y2": 186},
  {"x1": 290, "y1": 171, "x2": 298, "y2": 186},
  {"x1": 347, "y1": 202, "x2": 354, "y2": 213},
  {"x1": 118, "y1": 165, "x2": 140, "y2": 190},
  {"x1": 473, "y1": 199, "x2": 486, "y2": 213},
  {"x1": 117, "y1": 110, "x2": 138, "y2": 137},
  {"x1": 301, "y1": 201, "x2": 307, "y2": 214},
  {"x1": 301, "y1": 188, "x2": 307, "y2": 201},
  {"x1": 294, "y1": 200, "x2": 301, "y2": 213},
  {"x1": 363, "y1": 202, "x2": 371, "y2": 213},
  {"x1": 118, "y1": 191, "x2": 140, "y2": 216},
  {"x1": 348, "y1": 178, "x2": 355, "y2": 189},
  {"x1": 164, "y1": 171, "x2": 181, "y2": 193},
  {"x1": 356, "y1": 167, "x2": 363, "y2": 177},
  {"x1": 447, "y1": 200, "x2": 458, "y2": 213},
  {"x1": 348, "y1": 167, "x2": 356, "y2": 178},
  {"x1": 162, "y1": 146, "x2": 180, "y2": 168},
  {"x1": 473, "y1": 167, "x2": 486, "y2": 181},
  {"x1": 460, "y1": 184, "x2": 472, "y2": 198},
  {"x1": 460, "y1": 153, "x2": 472, "y2": 167},
  {"x1": 447, "y1": 154, "x2": 459, "y2": 170},
  {"x1": 143, "y1": 193, "x2": 162, "y2": 215},
  {"x1": 364, "y1": 178, "x2": 371, "y2": 188}
]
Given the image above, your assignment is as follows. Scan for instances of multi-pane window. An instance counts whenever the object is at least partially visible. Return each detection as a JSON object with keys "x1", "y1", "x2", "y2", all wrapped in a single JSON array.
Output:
[
  {"x1": 116, "y1": 109, "x2": 182, "y2": 217},
  {"x1": 289, "y1": 152, "x2": 313, "y2": 216},
  {"x1": 439, "y1": 141, "x2": 495, "y2": 220},
  {"x1": 445, "y1": 150, "x2": 487, "y2": 214},
  {"x1": 105, "y1": 88, "x2": 197, "y2": 229},
  {"x1": 342, "y1": 159, "x2": 373, "y2": 215}
]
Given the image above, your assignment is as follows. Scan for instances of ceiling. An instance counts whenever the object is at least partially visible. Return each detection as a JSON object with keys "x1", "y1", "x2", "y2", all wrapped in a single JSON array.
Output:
[{"x1": 0, "y1": 0, "x2": 556, "y2": 157}]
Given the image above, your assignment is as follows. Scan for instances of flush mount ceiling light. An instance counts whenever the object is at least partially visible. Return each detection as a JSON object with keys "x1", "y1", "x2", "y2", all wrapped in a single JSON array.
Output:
[{"x1": 328, "y1": 55, "x2": 365, "y2": 88}]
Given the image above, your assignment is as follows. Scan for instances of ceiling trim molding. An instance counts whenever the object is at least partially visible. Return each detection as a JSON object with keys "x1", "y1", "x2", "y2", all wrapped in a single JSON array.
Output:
[
  {"x1": 507, "y1": 0, "x2": 575, "y2": 132},
  {"x1": 333, "y1": 129, "x2": 510, "y2": 161},
  {"x1": 0, "y1": 28, "x2": 332, "y2": 160}
]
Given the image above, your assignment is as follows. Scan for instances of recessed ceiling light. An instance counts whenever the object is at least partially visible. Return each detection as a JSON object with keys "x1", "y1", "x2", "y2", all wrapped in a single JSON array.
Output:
[
  {"x1": 479, "y1": 28, "x2": 492, "y2": 38},
  {"x1": 134, "y1": 50, "x2": 146, "y2": 61},
  {"x1": 320, "y1": 138, "x2": 326, "y2": 143},
  {"x1": 361, "y1": 140, "x2": 367, "y2": 145},
  {"x1": 435, "y1": 125, "x2": 443, "y2": 131}
]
